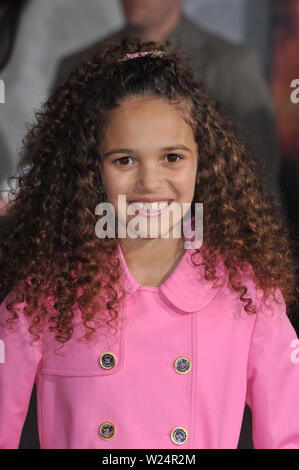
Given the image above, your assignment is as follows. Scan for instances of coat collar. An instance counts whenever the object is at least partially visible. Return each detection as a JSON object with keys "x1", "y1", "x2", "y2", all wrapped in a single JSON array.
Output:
[
  {"x1": 167, "y1": 14, "x2": 209, "y2": 69},
  {"x1": 119, "y1": 13, "x2": 209, "y2": 70},
  {"x1": 116, "y1": 240, "x2": 227, "y2": 313},
  {"x1": 168, "y1": 13, "x2": 207, "y2": 48}
]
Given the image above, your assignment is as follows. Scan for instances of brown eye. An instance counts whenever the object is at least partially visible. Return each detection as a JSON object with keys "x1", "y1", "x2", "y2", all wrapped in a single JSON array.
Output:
[
  {"x1": 114, "y1": 156, "x2": 134, "y2": 166},
  {"x1": 164, "y1": 153, "x2": 183, "y2": 163}
]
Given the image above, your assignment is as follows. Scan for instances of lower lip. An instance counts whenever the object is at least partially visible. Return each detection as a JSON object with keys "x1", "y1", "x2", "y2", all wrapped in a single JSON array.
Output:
[{"x1": 128, "y1": 201, "x2": 173, "y2": 217}]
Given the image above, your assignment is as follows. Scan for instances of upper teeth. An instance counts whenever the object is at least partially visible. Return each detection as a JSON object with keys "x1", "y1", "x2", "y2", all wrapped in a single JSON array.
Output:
[{"x1": 130, "y1": 201, "x2": 170, "y2": 211}]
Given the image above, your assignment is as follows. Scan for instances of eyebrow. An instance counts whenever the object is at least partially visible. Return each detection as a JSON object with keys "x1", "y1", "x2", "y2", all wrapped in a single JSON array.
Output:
[{"x1": 102, "y1": 145, "x2": 192, "y2": 160}]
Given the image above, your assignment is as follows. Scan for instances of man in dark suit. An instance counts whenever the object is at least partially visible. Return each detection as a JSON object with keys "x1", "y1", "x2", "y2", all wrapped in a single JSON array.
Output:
[{"x1": 54, "y1": 0, "x2": 280, "y2": 200}]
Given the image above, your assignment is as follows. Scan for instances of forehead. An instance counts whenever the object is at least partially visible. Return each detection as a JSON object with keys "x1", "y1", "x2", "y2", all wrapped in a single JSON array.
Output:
[{"x1": 103, "y1": 97, "x2": 195, "y2": 147}]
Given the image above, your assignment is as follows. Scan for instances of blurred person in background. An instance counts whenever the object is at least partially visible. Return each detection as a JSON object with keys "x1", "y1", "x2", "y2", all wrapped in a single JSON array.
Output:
[
  {"x1": 54, "y1": 0, "x2": 281, "y2": 203},
  {"x1": 0, "y1": 0, "x2": 29, "y2": 71},
  {"x1": 271, "y1": 0, "x2": 299, "y2": 234},
  {"x1": 0, "y1": 0, "x2": 29, "y2": 212},
  {"x1": 270, "y1": 0, "x2": 299, "y2": 339}
]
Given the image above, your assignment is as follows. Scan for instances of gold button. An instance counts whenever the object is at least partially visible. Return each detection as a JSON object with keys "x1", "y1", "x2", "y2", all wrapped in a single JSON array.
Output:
[
  {"x1": 171, "y1": 427, "x2": 188, "y2": 444},
  {"x1": 174, "y1": 357, "x2": 191, "y2": 374},
  {"x1": 99, "y1": 352, "x2": 116, "y2": 370},
  {"x1": 98, "y1": 422, "x2": 116, "y2": 440}
]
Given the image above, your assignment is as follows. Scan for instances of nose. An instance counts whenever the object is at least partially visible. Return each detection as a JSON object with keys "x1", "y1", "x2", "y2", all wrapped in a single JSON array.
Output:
[{"x1": 135, "y1": 162, "x2": 164, "y2": 193}]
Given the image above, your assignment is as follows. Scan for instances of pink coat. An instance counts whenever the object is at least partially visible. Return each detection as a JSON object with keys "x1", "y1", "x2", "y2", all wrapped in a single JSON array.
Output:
[{"x1": 0, "y1": 242, "x2": 299, "y2": 449}]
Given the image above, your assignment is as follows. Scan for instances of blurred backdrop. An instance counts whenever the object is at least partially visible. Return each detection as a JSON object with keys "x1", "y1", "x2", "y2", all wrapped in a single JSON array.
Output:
[
  {"x1": 1, "y1": 0, "x2": 298, "y2": 208},
  {"x1": 0, "y1": 0, "x2": 298, "y2": 450}
]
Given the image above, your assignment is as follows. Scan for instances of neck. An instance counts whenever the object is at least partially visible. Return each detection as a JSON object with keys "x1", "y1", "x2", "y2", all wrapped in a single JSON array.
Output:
[
  {"x1": 118, "y1": 235, "x2": 185, "y2": 270},
  {"x1": 128, "y1": 10, "x2": 181, "y2": 43}
]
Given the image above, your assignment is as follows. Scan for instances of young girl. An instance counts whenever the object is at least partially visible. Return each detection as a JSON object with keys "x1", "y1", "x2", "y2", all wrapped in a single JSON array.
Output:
[{"x1": 0, "y1": 38, "x2": 298, "y2": 450}]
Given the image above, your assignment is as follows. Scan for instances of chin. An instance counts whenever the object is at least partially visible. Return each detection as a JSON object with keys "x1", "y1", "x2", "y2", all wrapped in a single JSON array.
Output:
[{"x1": 127, "y1": 16, "x2": 147, "y2": 28}]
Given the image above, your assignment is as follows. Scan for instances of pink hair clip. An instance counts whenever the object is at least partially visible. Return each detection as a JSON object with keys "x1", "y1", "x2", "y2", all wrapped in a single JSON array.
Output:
[{"x1": 117, "y1": 49, "x2": 166, "y2": 63}]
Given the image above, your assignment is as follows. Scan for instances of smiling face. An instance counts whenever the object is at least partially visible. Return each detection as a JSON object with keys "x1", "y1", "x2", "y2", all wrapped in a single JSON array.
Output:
[{"x1": 100, "y1": 96, "x2": 198, "y2": 241}]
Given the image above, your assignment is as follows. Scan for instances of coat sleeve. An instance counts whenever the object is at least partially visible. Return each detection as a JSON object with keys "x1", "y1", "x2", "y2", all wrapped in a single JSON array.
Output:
[
  {"x1": 245, "y1": 287, "x2": 299, "y2": 448},
  {"x1": 0, "y1": 291, "x2": 42, "y2": 449}
]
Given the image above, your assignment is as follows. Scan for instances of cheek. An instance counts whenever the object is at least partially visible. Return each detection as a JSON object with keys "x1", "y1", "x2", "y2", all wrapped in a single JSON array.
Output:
[
  {"x1": 102, "y1": 169, "x2": 131, "y2": 200},
  {"x1": 175, "y1": 169, "x2": 197, "y2": 197}
]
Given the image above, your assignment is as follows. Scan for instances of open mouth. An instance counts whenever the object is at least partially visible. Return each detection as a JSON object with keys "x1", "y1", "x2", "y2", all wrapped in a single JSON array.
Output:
[{"x1": 128, "y1": 200, "x2": 174, "y2": 217}]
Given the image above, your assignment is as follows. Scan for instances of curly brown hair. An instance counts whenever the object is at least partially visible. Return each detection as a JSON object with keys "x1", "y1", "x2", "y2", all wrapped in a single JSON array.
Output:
[{"x1": 0, "y1": 37, "x2": 298, "y2": 347}]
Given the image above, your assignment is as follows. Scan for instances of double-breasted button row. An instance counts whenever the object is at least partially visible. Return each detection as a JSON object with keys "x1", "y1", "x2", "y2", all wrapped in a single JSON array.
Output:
[
  {"x1": 172, "y1": 357, "x2": 190, "y2": 443},
  {"x1": 98, "y1": 353, "x2": 190, "y2": 444},
  {"x1": 98, "y1": 423, "x2": 188, "y2": 444},
  {"x1": 98, "y1": 354, "x2": 116, "y2": 441},
  {"x1": 99, "y1": 353, "x2": 191, "y2": 374}
]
